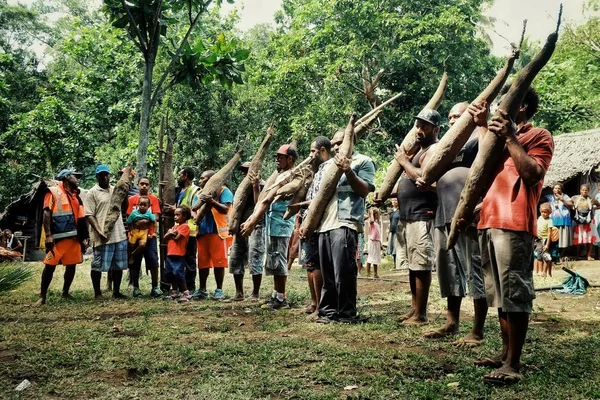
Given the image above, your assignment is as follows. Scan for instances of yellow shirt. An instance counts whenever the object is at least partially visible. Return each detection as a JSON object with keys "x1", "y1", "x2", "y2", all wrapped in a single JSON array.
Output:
[{"x1": 537, "y1": 216, "x2": 554, "y2": 240}]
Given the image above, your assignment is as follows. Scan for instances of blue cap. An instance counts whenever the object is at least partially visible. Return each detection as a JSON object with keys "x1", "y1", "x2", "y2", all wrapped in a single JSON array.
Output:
[
  {"x1": 56, "y1": 169, "x2": 83, "y2": 180},
  {"x1": 95, "y1": 164, "x2": 110, "y2": 175}
]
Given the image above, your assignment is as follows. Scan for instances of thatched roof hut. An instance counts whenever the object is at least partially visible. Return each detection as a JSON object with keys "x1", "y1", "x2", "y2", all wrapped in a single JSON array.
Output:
[{"x1": 543, "y1": 128, "x2": 600, "y2": 194}]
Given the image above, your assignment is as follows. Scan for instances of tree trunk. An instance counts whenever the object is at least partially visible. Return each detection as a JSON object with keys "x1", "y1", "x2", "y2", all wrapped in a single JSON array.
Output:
[{"x1": 137, "y1": 59, "x2": 155, "y2": 178}]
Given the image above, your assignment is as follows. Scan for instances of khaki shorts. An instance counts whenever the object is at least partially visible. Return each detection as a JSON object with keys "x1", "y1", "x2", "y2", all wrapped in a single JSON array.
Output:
[
  {"x1": 479, "y1": 228, "x2": 535, "y2": 313},
  {"x1": 397, "y1": 220, "x2": 434, "y2": 271}
]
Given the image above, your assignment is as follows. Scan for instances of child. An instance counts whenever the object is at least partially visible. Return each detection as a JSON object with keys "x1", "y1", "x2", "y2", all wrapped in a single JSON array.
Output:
[
  {"x1": 535, "y1": 202, "x2": 555, "y2": 277},
  {"x1": 164, "y1": 205, "x2": 192, "y2": 302},
  {"x1": 126, "y1": 196, "x2": 156, "y2": 265},
  {"x1": 366, "y1": 208, "x2": 382, "y2": 279}
]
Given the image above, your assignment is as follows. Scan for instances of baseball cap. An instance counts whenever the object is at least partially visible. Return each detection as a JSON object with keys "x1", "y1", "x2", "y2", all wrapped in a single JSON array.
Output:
[
  {"x1": 55, "y1": 169, "x2": 83, "y2": 180},
  {"x1": 238, "y1": 161, "x2": 252, "y2": 171},
  {"x1": 276, "y1": 144, "x2": 298, "y2": 160},
  {"x1": 413, "y1": 109, "x2": 441, "y2": 127},
  {"x1": 95, "y1": 164, "x2": 110, "y2": 175}
]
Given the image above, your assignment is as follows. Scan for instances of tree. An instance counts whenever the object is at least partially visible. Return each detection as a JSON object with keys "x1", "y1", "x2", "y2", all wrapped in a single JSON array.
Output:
[{"x1": 102, "y1": 0, "x2": 248, "y2": 177}]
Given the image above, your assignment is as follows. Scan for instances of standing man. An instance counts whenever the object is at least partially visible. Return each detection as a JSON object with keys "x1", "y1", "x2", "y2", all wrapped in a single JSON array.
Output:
[
  {"x1": 297, "y1": 136, "x2": 332, "y2": 316},
  {"x1": 420, "y1": 102, "x2": 489, "y2": 346},
  {"x1": 394, "y1": 109, "x2": 440, "y2": 325},
  {"x1": 472, "y1": 87, "x2": 553, "y2": 384},
  {"x1": 193, "y1": 169, "x2": 233, "y2": 300},
  {"x1": 229, "y1": 162, "x2": 266, "y2": 301},
  {"x1": 387, "y1": 198, "x2": 400, "y2": 267},
  {"x1": 316, "y1": 130, "x2": 376, "y2": 324},
  {"x1": 164, "y1": 167, "x2": 199, "y2": 293},
  {"x1": 264, "y1": 144, "x2": 297, "y2": 309},
  {"x1": 127, "y1": 176, "x2": 162, "y2": 298},
  {"x1": 34, "y1": 169, "x2": 86, "y2": 305},
  {"x1": 85, "y1": 165, "x2": 129, "y2": 299}
]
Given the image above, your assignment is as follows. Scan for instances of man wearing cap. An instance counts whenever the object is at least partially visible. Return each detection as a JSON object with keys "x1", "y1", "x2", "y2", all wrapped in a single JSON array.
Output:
[
  {"x1": 34, "y1": 169, "x2": 87, "y2": 306},
  {"x1": 164, "y1": 167, "x2": 200, "y2": 293},
  {"x1": 192, "y1": 169, "x2": 233, "y2": 300},
  {"x1": 265, "y1": 144, "x2": 297, "y2": 309},
  {"x1": 314, "y1": 129, "x2": 376, "y2": 324},
  {"x1": 229, "y1": 161, "x2": 266, "y2": 301},
  {"x1": 85, "y1": 165, "x2": 129, "y2": 299},
  {"x1": 394, "y1": 109, "x2": 440, "y2": 325},
  {"x1": 127, "y1": 176, "x2": 162, "y2": 298}
]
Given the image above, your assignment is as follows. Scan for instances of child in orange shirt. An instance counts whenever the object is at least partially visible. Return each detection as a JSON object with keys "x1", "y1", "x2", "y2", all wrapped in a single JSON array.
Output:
[{"x1": 164, "y1": 205, "x2": 192, "y2": 302}]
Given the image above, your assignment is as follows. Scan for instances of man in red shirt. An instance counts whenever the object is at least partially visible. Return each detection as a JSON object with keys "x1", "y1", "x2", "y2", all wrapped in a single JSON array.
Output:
[
  {"x1": 126, "y1": 176, "x2": 162, "y2": 297},
  {"x1": 474, "y1": 86, "x2": 554, "y2": 384}
]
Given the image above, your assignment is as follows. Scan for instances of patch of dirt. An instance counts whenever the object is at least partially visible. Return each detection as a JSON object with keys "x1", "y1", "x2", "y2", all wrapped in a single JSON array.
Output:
[{"x1": 0, "y1": 349, "x2": 18, "y2": 362}]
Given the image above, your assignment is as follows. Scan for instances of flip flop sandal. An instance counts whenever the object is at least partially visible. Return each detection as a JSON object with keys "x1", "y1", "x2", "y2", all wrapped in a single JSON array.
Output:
[
  {"x1": 483, "y1": 371, "x2": 522, "y2": 385},
  {"x1": 474, "y1": 357, "x2": 503, "y2": 368}
]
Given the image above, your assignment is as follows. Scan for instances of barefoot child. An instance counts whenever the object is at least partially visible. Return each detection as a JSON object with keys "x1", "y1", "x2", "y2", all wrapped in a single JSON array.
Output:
[
  {"x1": 535, "y1": 202, "x2": 554, "y2": 277},
  {"x1": 365, "y1": 208, "x2": 382, "y2": 279},
  {"x1": 126, "y1": 196, "x2": 156, "y2": 265},
  {"x1": 164, "y1": 205, "x2": 192, "y2": 302}
]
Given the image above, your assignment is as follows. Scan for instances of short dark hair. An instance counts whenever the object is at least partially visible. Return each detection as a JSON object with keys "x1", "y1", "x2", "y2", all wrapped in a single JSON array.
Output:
[
  {"x1": 177, "y1": 204, "x2": 192, "y2": 220},
  {"x1": 138, "y1": 195, "x2": 150, "y2": 205},
  {"x1": 500, "y1": 84, "x2": 540, "y2": 120},
  {"x1": 313, "y1": 136, "x2": 331, "y2": 153},
  {"x1": 138, "y1": 176, "x2": 150, "y2": 184},
  {"x1": 181, "y1": 167, "x2": 195, "y2": 181}
]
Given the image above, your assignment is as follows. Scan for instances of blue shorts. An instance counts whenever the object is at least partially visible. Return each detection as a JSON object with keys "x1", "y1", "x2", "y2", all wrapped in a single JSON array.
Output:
[
  {"x1": 130, "y1": 236, "x2": 159, "y2": 271},
  {"x1": 91, "y1": 241, "x2": 128, "y2": 272},
  {"x1": 165, "y1": 255, "x2": 186, "y2": 283}
]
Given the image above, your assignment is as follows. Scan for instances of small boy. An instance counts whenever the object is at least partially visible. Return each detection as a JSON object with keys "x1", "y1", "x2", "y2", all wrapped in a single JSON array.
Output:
[
  {"x1": 535, "y1": 202, "x2": 555, "y2": 277},
  {"x1": 126, "y1": 196, "x2": 156, "y2": 265},
  {"x1": 164, "y1": 205, "x2": 192, "y2": 302}
]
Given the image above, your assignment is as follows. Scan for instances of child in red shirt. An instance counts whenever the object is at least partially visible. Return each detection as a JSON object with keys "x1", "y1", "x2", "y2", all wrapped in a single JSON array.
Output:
[{"x1": 164, "y1": 205, "x2": 191, "y2": 302}]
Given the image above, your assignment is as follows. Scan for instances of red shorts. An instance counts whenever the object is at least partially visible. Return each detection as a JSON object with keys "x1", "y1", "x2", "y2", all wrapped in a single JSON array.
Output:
[
  {"x1": 197, "y1": 233, "x2": 229, "y2": 268},
  {"x1": 44, "y1": 237, "x2": 82, "y2": 266}
]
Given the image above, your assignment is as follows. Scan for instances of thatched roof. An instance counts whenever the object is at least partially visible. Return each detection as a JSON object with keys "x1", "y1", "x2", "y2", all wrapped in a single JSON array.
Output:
[{"x1": 543, "y1": 128, "x2": 600, "y2": 188}]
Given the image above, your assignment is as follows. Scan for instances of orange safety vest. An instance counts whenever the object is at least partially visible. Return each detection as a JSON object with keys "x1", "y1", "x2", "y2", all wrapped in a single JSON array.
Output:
[
  {"x1": 48, "y1": 183, "x2": 83, "y2": 240},
  {"x1": 211, "y1": 186, "x2": 232, "y2": 239}
]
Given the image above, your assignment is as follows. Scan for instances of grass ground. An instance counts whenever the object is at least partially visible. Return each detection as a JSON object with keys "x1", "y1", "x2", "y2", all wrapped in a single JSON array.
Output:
[{"x1": 1, "y1": 257, "x2": 599, "y2": 399}]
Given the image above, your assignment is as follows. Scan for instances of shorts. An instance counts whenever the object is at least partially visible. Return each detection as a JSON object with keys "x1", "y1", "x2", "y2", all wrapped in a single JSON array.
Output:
[
  {"x1": 300, "y1": 235, "x2": 320, "y2": 272},
  {"x1": 479, "y1": 228, "x2": 535, "y2": 313},
  {"x1": 366, "y1": 239, "x2": 382, "y2": 264},
  {"x1": 197, "y1": 233, "x2": 229, "y2": 268},
  {"x1": 130, "y1": 236, "x2": 159, "y2": 271},
  {"x1": 435, "y1": 225, "x2": 485, "y2": 299},
  {"x1": 228, "y1": 225, "x2": 266, "y2": 275},
  {"x1": 91, "y1": 240, "x2": 128, "y2": 272},
  {"x1": 265, "y1": 236, "x2": 289, "y2": 276},
  {"x1": 128, "y1": 228, "x2": 148, "y2": 245},
  {"x1": 165, "y1": 255, "x2": 185, "y2": 283},
  {"x1": 397, "y1": 220, "x2": 435, "y2": 271},
  {"x1": 44, "y1": 237, "x2": 82, "y2": 266}
]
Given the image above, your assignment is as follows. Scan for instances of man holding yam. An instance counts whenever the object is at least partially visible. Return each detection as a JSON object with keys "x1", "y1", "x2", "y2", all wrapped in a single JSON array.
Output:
[
  {"x1": 394, "y1": 109, "x2": 440, "y2": 325},
  {"x1": 468, "y1": 86, "x2": 554, "y2": 384},
  {"x1": 418, "y1": 102, "x2": 489, "y2": 345},
  {"x1": 315, "y1": 129, "x2": 376, "y2": 324}
]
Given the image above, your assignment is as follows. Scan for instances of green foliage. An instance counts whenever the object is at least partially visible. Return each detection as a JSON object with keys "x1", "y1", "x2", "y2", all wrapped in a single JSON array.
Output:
[
  {"x1": 0, "y1": 263, "x2": 33, "y2": 294},
  {"x1": 534, "y1": 16, "x2": 600, "y2": 134}
]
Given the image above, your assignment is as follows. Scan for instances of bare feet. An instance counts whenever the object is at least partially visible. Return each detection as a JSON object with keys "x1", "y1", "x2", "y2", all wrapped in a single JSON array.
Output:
[
  {"x1": 374, "y1": 274, "x2": 380, "y2": 279},
  {"x1": 95, "y1": 294, "x2": 106, "y2": 301},
  {"x1": 31, "y1": 298, "x2": 46, "y2": 307},
  {"x1": 232, "y1": 293, "x2": 245, "y2": 302},
  {"x1": 305, "y1": 304, "x2": 316, "y2": 314},
  {"x1": 399, "y1": 308, "x2": 415, "y2": 322},
  {"x1": 247, "y1": 294, "x2": 260, "y2": 302},
  {"x1": 402, "y1": 315, "x2": 429, "y2": 326},
  {"x1": 474, "y1": 355, "x2": 504, "y2": 368},
  {"x1": 424, "y1": 324, "x2": 459, "y2": 339},
  {"x1": 62, "y1": 293, "x2": 74, "y2": 300},
  {"x1": 453, "y1": 332, "x2": 485, "y2": 349},
  {"x1": 306, "y1": 310, "x2": 318, "y2": 321}
]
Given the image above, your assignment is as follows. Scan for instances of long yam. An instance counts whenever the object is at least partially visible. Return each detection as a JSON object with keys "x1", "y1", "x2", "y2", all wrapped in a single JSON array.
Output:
[
  {"x1": 376, "y1": 72, "x2": 448, "y2": 201},
  {"x1": 193, "y1": 148, "x2": 243, "y2": 226},
  {"x1": 229, "y1": 123, "x2": 275, "y2": 234},
  {"x1": 420, "y1": 30, "x2": 525, "y2": 186},
  {"x1": 300, "y1": 114, "x2": 357, "y2": 239},
  {"x1": 447, "y1": 9, "x2": 561, "y2": 249},
  {"x1": 103, "y1": 165, "x2": 132, "y2": 239}
]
